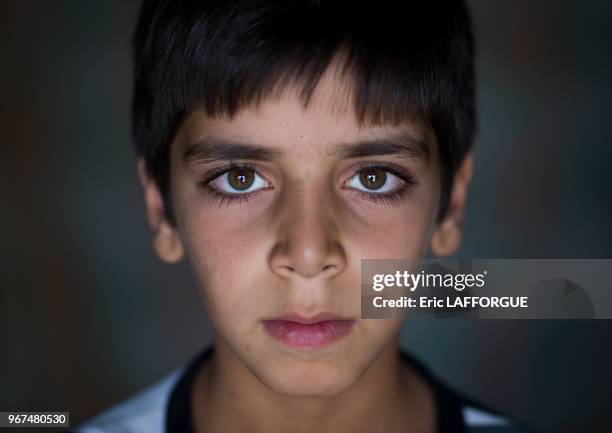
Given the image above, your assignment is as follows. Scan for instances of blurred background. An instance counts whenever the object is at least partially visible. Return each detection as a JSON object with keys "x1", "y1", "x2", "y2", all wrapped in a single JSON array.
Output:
[{"x1": 1, "y1": 1, "x2": 611, "y2": 432}]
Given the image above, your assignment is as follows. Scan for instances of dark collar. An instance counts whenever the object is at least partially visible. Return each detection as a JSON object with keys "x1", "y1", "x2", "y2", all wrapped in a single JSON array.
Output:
[{"x1": 166, "y1": 346, "x2": 467, "y2": 433}]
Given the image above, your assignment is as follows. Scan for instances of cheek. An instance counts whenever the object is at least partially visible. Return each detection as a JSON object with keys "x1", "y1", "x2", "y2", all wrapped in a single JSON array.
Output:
[
  {"x1": 360, "y1": 315, "x2": 404, "y2": 339},
  {"x1": 345, "y1": 183, "x2": 439, "y2": 261},
  {"x1": 175, "y1": 197, "x2": 270, "y2": 329}
]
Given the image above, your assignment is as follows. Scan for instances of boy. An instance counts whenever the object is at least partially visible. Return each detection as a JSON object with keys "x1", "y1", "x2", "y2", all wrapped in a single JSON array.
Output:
[{"x1": 69, "y1": 1, "x2": 532, "y2": 432}]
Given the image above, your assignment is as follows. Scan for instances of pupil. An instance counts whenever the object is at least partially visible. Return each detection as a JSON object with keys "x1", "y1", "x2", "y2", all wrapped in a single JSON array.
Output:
[
  {"x1": 228, "y1": 168, "x2": 254, "y2": 190},
  {"x1": 360, "y1": 168, "x2": 386, "y2": 190}
]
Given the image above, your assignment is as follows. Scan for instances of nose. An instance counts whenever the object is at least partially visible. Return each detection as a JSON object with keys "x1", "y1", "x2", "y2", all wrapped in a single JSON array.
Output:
[{"x1": 269, "y1": 187, "x2": 346, "y2": 281}]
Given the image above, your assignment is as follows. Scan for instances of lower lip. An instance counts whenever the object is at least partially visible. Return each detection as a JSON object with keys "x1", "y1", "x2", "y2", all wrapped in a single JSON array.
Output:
[{"x1": 262, "y1": 320, "x2": 355, "y2": 349}]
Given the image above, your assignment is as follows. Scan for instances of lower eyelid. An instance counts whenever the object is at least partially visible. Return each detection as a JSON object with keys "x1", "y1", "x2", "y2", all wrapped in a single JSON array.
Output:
[{"x1": 357, "y1": 187, "x2": 413, "y2": 205}]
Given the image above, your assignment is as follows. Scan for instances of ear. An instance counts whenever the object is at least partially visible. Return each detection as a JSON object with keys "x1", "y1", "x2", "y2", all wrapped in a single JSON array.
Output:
[
  {"x1": 430, "y1": 151, "x2": 474, "y2": 257},
  {"x1": 137, "y1": 158, "x2": 184, "y2": 263}
]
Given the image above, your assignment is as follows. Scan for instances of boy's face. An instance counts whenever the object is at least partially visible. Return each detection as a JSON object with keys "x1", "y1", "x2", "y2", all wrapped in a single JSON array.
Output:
[{"x1": 139, "y1": 70, "x2": 472, "y2": 397}]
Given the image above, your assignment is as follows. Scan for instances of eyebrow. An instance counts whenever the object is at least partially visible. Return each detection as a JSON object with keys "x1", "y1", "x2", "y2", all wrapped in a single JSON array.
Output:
[
  {"x1": 333, "y1": 131, "x2": 430, "y2": 161},
  {"x1": 183, "y1": 131, "x2": 430, "y2": 164}
]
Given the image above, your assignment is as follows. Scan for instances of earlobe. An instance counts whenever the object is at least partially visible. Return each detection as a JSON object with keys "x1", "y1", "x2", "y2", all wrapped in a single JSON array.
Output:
[
  {"x1": 153, "y1": 223, "x2": 185, "y2": 263},
  {"x1": 430, "y1": 220, "x2": 462, "y2": 257},
  {"x1": 430, "y1": 152, "x2": 474, "y2": 257},
  {"x1": 137, "y1": 158, "x2": 184, "y2": 263}
]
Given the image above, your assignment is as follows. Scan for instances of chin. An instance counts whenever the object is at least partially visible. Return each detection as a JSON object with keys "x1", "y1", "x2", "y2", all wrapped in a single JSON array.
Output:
[{"x1": 256, "y1": 357, "x2": 359, "y2": 397}]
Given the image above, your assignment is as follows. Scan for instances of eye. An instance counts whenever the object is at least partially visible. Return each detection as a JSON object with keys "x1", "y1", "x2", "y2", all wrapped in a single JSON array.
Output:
[
  {"x1": 346, "y1": 166, "x2": 406, "y2": 193},
  {"x1": 209, "y1": 166, "x2": 268, "y2": 194}
]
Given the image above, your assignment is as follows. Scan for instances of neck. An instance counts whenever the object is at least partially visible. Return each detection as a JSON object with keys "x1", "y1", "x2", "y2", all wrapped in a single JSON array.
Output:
[{"x1": 192, "y1": 337, "x2": 434, "y2": 433}]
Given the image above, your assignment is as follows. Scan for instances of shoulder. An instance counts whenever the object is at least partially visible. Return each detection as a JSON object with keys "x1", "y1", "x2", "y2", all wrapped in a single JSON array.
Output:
[
  {"x1": 461, "y1": 404, "x2": 535, "y2": 433},
  {"x1": 65, "y1": 346, "x2": 214, "y2": 433},
  {"x1": 400, "y1": 350, "x2": 536, "y2": 433},
  {"x1": 64, "y1": 366, "x2": 185, "y2": 433}
]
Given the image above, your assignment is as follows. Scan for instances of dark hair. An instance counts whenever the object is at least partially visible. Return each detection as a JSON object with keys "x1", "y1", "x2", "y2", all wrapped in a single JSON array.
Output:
[{"x1": 131, "y1": 0, "x2": 476, "y2": 225}]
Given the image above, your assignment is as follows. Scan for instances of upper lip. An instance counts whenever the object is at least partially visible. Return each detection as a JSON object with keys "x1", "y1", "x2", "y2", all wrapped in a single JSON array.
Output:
[{"x1": 267, "y1": 312, "x2": 353, "y2": 324}]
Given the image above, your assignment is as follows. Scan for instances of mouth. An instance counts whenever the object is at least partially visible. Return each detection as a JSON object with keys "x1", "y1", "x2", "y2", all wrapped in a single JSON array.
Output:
[{"x1": 262, "y1": 313, "x2": 356, "y2": 349}]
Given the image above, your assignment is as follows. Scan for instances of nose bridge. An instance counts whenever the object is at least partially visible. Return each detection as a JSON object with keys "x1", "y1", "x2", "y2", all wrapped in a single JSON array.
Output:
[{"x1": 270, "y1": 181, "x2": 345, "y2": 280}]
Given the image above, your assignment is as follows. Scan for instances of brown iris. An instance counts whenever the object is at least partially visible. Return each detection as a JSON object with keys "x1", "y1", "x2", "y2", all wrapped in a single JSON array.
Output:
[
  {"x1": 227, "y1": 167, "x2": 255, "y2": 190},
  {"x1": 359, "y1": 168, "x2": 387, "y2": 190}
]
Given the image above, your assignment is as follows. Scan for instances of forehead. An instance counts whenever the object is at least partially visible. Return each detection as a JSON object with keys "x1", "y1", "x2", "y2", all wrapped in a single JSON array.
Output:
[{"x1": 176, "y1": 67, "x2": 436, "y2": 157}]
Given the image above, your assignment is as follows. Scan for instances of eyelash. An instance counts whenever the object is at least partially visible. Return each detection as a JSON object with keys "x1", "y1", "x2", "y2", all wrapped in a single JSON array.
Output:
[
  {"x1": 347, "y1": 162, "x2": 418, "y2": 206},
  {"x1": 196, "y1": 161, "x2": 418, "y2": 207},
  {"x1": 196, "y1": 162, "x2": 265, "y2": 208}
]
